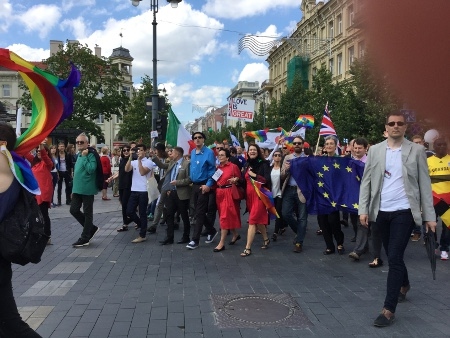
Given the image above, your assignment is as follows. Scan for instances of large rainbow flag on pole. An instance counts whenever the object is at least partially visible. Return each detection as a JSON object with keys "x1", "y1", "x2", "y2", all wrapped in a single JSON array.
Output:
[{"x1": 0, "y1": 48, "x2": 81, "y2": 193}]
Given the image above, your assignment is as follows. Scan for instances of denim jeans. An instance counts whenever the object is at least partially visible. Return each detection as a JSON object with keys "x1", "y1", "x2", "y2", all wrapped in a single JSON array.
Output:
[
  {"x1": 127, "y1": 191, "x2": 149, "y2": 238},
  {"x1": 376, "y1": 209, "x2": 415, "y2": 313},
  {"x1": 70, "y1": 193, "x2": 95, "y2": 241},
  {"x1": 282, "y1": 186, "x2": 307, "y2": 244},
  {"x1": 0, "y1": 256, "x2": 42, "y2": 337}
]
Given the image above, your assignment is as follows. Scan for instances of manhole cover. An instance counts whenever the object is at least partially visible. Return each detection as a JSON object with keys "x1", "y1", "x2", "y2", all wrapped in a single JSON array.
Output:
[{"x1": 212, "y1": 293, "x2": 312, "y2": 329}]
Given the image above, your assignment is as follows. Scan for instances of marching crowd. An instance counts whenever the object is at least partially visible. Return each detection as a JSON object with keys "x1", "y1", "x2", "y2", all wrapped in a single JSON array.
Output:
[{"x1": 1, "y1": 110, "x2": 449, "y2": 335}]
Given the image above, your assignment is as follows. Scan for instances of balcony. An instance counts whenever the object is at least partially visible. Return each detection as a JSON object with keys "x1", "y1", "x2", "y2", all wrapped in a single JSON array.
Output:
[{"x1": 261, "y1": 79, "x2": 274, "y2": 90}]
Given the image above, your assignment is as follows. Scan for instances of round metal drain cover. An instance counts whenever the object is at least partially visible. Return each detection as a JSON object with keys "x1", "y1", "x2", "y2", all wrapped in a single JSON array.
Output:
[{"x1": 223, "y1": 296, "x2": 293, "y2": 324}]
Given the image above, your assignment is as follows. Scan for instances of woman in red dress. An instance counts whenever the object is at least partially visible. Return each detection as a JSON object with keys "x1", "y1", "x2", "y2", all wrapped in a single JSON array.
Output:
[
  {"x1": 100, "y1": 146, "x2": 112, "y2": 200},
  {"x1": 241, "y1": 144, "x2": 272, "y2": 257},
  {"x1": 214, "y1": 149, "x2": 242, "y2": 252}
]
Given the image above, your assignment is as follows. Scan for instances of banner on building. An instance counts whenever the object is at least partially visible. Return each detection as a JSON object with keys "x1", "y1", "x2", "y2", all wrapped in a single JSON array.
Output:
[{"x1": 227, "y1": 98, "x2": 255, "y2": 122}]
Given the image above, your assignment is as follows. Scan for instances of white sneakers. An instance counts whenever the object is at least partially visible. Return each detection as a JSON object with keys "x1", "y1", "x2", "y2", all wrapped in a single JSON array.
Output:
[{"x1": 441, "y1": 251, "x2": 449, "y2": 260}]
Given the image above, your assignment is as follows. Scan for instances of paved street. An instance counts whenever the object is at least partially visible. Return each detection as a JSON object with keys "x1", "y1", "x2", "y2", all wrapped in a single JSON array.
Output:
[{"x1": 11, "y1": 194, "x2": 450, "y2": 337}]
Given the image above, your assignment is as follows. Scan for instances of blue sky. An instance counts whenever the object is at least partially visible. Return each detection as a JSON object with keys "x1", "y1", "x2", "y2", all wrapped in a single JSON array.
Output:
[{"x1": 0, "y1": 0, "x2": 303, "y2": 123}]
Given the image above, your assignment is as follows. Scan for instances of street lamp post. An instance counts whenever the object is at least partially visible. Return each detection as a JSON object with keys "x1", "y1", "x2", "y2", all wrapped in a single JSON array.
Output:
[{"x1": 130, "y1": 0, "x2": 181, "y2": 143}]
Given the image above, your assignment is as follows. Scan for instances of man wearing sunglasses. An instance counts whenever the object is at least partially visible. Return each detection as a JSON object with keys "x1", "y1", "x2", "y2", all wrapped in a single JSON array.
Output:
[
  {"x1": 70, "y1": 133, "x2": 99, "y2": 247},
  {"x1": 186, "y1": 132, "x2": 217, "y2": 249},
  {"x1": 359, "y1": 111, "x2": 436, "y2": 327},
  {"x1": 281, "y1": 136, "x2": 308, "y2": 253}
]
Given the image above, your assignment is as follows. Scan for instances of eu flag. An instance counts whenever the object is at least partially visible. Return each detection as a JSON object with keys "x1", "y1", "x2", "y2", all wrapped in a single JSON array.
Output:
[{"x1": 290, "y1": 156, "x2": 365, "y2": 214}]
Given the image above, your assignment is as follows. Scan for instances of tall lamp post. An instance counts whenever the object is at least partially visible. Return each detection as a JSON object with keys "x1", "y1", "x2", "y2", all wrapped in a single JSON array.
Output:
[{"x1": 130, "y1": 0, "x2": 182, "y2": 142}]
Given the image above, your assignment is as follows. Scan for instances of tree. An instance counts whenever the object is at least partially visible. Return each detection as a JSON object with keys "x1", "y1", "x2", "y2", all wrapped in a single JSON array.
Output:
[
  {"x1": 119, "y1": 75, "x2": 169, "y2": 145},
  {"x1": 18, "y1": 40, "x2": 130, "y2": 140}
]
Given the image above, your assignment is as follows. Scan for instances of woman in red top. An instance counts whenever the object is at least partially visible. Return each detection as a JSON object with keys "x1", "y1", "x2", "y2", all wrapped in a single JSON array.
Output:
[
  {"x1": 100, "y1": 146, "x2": 112, "y2": 200},
  {"x1": 214, "y1": 149, "x2": 242, "y2": 252},
  {"x1": 25, "y1": 142, "x2": 54, "y2": 244}
]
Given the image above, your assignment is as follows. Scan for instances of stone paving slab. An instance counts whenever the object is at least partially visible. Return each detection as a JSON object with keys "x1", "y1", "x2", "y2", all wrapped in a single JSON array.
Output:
[{"x1": 10, "y1": 194, "x2": 450, "y2": 337}]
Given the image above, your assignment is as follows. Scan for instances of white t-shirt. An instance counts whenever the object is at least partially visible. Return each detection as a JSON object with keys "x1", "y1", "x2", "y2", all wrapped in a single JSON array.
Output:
[
  {"x1": 271, "y1": 167, "x2": 281, "y2": 198},
  {"x1": 130, "y1": 158, "x2": 154, "y2": 192}
]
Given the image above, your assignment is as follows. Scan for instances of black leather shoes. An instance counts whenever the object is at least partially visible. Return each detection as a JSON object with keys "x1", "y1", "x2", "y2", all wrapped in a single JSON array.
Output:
[
  {"x1": 177, "y1": 237, "x2": 190, "y2": 244},
  {"x1": 213, "y1": 246, "x2": 225, "y2": 252},
  {"x1": 147, "y1": 226, "x2": 156, "y2": 234},
  {"x1": 160, "y1": 238, "x2": 174, "y2": 245}
]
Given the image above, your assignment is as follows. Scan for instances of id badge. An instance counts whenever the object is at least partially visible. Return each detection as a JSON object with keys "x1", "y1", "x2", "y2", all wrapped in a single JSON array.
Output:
[{"x1": 212, "y1": 169, "x2": 223, "y2": 181}]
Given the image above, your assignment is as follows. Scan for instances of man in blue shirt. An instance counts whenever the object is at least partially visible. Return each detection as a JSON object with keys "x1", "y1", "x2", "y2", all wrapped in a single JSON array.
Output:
[{"x1": 186, "y1": 132, "x2": 217, "y2": 249}]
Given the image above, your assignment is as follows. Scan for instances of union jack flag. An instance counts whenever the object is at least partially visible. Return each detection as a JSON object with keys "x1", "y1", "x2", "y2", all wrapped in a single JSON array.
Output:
[{"x1": 319, "y1": 103, "x2": 337, "y2": 137}]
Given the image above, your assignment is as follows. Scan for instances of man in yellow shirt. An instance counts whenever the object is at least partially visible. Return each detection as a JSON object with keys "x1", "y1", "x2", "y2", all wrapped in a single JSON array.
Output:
[{"x1": 427, "y1": 137, "x2": 450, "y2": 260}]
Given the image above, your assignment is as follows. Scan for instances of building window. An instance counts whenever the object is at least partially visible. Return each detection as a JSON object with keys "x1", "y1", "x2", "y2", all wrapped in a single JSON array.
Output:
[
  {"x1": 115, "y1": 114, "x2": 122, "y2": 124},
  {"x1": 96, "y1": 114, "x2": 104, "y2": 124},
  {"x1": 328, "y1": 21, "x2": 334, "y2": 38},
  {"x1": 337, "y1": 54, "x2": 342, "y2": 75},
  {"x1": 348, "y1": 5, "x2": 354, "y2": 26},
  {"x1": 359, "y1": 40, "x2": 366, "y2": 57},
  {"x1": 337, "y1": 14, "x2": 342, "y2": 34},
  {"x1": 122, "y1": 86, "x2": 131, "y2": 98},
  {"x1": 348, "y1": 46, "x2": 355, "y2": 66},
  {"x1": 2, "y1": 84, "x2": 11, "y2": 97},
  {"x1": 312, "y1": 33, "x2": 317, "y2": 51},
  {"x1": 329, "y1": 58, "x2": 334, "y2": 75},
  {"x1": 321, "y1": 27, "x2": 325, "y2": 39},
  {"x1": 312, "y1": 67, "x2": 317, "y2": 76}
]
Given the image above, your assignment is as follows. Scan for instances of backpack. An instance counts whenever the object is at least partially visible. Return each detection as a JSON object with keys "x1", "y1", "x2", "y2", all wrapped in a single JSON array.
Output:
[
  {"x1": 87, "y1": 147, "x2": 104, "y2": 191},
  {"x1": 0, "y1": 188, "x2": 48, "y2": 266}
]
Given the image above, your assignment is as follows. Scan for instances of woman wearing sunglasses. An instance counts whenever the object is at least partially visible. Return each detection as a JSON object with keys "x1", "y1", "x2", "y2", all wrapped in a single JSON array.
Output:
[
  {"x1": 270, "y1": 149, "x2": 286, "y2": 241},
  {"x1": 107, "y1": 146, "x2": 133, "y2": 231}
]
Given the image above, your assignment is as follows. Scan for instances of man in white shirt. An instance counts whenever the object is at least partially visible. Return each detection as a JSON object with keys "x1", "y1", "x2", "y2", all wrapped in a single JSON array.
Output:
[
  {"x1": 359, "y1": 111, "x2": 436, "y2": 327},
  {"x1": 125, "y1": 144, "x2": 154, "y2": 243}
]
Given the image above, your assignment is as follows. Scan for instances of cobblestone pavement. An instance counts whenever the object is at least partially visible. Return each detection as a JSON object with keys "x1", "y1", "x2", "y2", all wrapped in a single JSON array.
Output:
[{"x1": 11, "y1": 194, "x2": 450, "y2": 337}]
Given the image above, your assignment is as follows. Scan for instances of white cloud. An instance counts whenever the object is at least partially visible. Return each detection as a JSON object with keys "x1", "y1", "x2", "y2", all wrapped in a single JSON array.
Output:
[
  {"x1": 79, "y1": 2, "x2": 224, "y2": 81},
  {"x1": 238, "y1": 63, "x2": 268, "y2": 85},
  {"x1": 0, "y1": 0, "x2": 12, "y2": 32},
  {"x1": 202, "y1": 0, "x2": 298, "y2": 19},
  {"x1": 284, "y1": 20, "x2": 298, "y2": 35},
  {"x1": 7, "y1": 44, "x2": 49, "y2": 62},
  {"x1": 190, "y1": 64, "x2": 201, "y2": 75},
  {"x1": 60, "y1": 17, "x2": 90, "y2": 39},
  {"x1": 17, "y1": 5, "x2": 62, "y2": 39},
  {"x1": 61, "y1": 0, "x2": 95, "y2": 13}
]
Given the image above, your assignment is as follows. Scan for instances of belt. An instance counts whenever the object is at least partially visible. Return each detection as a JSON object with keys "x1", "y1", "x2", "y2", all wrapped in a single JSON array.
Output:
[
  {"x1": 217, "y1": 184, "x2": 232, "y2": 189},
  {"x1": 193, "y1": 180, "x2": 208, "y2": 185}
]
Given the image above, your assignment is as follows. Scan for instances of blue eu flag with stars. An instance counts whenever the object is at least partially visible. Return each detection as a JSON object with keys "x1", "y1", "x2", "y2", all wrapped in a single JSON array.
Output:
[{"x1": 290, "y1": 156, "x2": 365, "y2": 215}]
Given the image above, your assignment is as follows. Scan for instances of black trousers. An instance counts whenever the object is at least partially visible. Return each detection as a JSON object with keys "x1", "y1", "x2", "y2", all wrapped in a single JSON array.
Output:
[
  {"x1": 318, "y1": 211, "x2": 344, "y2": 251},
  {"x1": 38, "y1": 202, "x2": 51, "y2": 237},
  {"x1": 119, "y1": 188, "x2": 132, "y2": 225},
  {"x1": 165, "y1": 190, "x2": 190, "y2": 240},
  {"x1": 57, "y1": 171, "x2": 71, "y2": 203},
  {"x1": 0, "y1": 256, "x2": 41, "y2": 337},
  {"x1": 192, "y1": 184, "x2": 215, "y2": 243}
]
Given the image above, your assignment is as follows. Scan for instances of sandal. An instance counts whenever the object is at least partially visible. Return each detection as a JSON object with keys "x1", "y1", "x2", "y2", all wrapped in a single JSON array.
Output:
[
  {"x1": 323, "y1": 249, "x2": 335, "y2": 255},
  {"x1": 261, "y1": 238, "x2": 270, "y2": 249},
  {"x1": 337, "y1": 245, "x2": 345, "y2": 255},
  {"x1": 240, "y1": 248, "x2": 252, "y2": 257},
  {"x1": 369, "y1": 257, "x2": 383, "y2": 268},
  {"x1": 117, "y1": 225, "x2": 128, "y2": 232}
]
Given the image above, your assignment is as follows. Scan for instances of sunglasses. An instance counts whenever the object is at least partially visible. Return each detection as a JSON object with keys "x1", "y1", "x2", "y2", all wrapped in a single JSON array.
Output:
[
  {"x1": 193, "y1": 136, "x2": 204, "y2": 140},
  {"x1": 75, "y1": 141, "x2": 85, "y2": 145},
  {"x1": 293, "y1": 142, "x2": 303, "y2": 145},
  {"x1": 122, "y1": 149, "x2": 130, "y2": 152},
  {"x1": 273, "y1": 154, "x2": 282, "y2": 157},
  {"x1": 386, "y1": 121, "x2": 405, "y2": 127},
  {"x1": 216, "y1": 147, "x2": 223, "y2": 150},
  {"x1": 282, "y1": 147, "x2": 287, "y2": 150}
]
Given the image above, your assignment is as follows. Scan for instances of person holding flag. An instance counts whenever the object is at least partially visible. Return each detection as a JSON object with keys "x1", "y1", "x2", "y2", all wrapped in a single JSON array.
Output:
[{"x1": 240, "y1": 144, "x2": 272, "y2": 257}]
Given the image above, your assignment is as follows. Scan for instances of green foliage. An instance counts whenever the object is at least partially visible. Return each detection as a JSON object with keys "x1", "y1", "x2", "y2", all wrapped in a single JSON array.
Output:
[
  {"x1": 118, "y1": 75, "x2": 169, "y2": 145},
  {"x1": 19, "y1": 40, "x2": 130, "y2": 139},
  {"x1": 244, "y1": 55, "x2": 399, "y2": 147}
]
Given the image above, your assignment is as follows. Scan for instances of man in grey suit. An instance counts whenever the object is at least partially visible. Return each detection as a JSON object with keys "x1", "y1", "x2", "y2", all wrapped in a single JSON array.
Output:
[
  {"x1": 359, "y1": 111, "x2": 436, "y2": 327},
  {"x1": 153, "y1": 147, "x2": 192, "y2": 245}
]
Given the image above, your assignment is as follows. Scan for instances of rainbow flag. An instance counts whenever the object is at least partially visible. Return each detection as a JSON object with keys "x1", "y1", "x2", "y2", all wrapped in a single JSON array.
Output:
[
  {"x1": 295, "y1": 115, "x2": 314, "y2": 129},
  {"x1": 0, "y1": 48, "x2": 80, "y2": 193},
  {"x1": 284, "y1": 136, "x2": 296, "y2": 151},
  {"x1": 0, "y1": 48, "x2": 81, "y2": 155},
  {"x1": 250, "y1": 178, "x2": 279, "y2": 219},
  {"x1": 245, "y1": 130, "x2": 267, "y2": 142}
]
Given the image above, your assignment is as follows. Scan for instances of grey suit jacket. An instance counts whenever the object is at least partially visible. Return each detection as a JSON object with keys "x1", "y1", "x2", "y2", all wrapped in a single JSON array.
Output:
[
  {"x1": 280, "y1": 153, "x2": 306, "y2": 203},
  {"x1": 153, "y1": 157, "x2": 192, "y2": 200},
  {"x1": 359, "y1": 139, "x2": 435, "y2": 225}
]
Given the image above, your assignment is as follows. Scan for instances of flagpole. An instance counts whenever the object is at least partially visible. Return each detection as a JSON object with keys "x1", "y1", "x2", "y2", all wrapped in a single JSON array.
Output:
[{"x1": 315, "y1": 101, "x2": 328, "y2": 155}]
